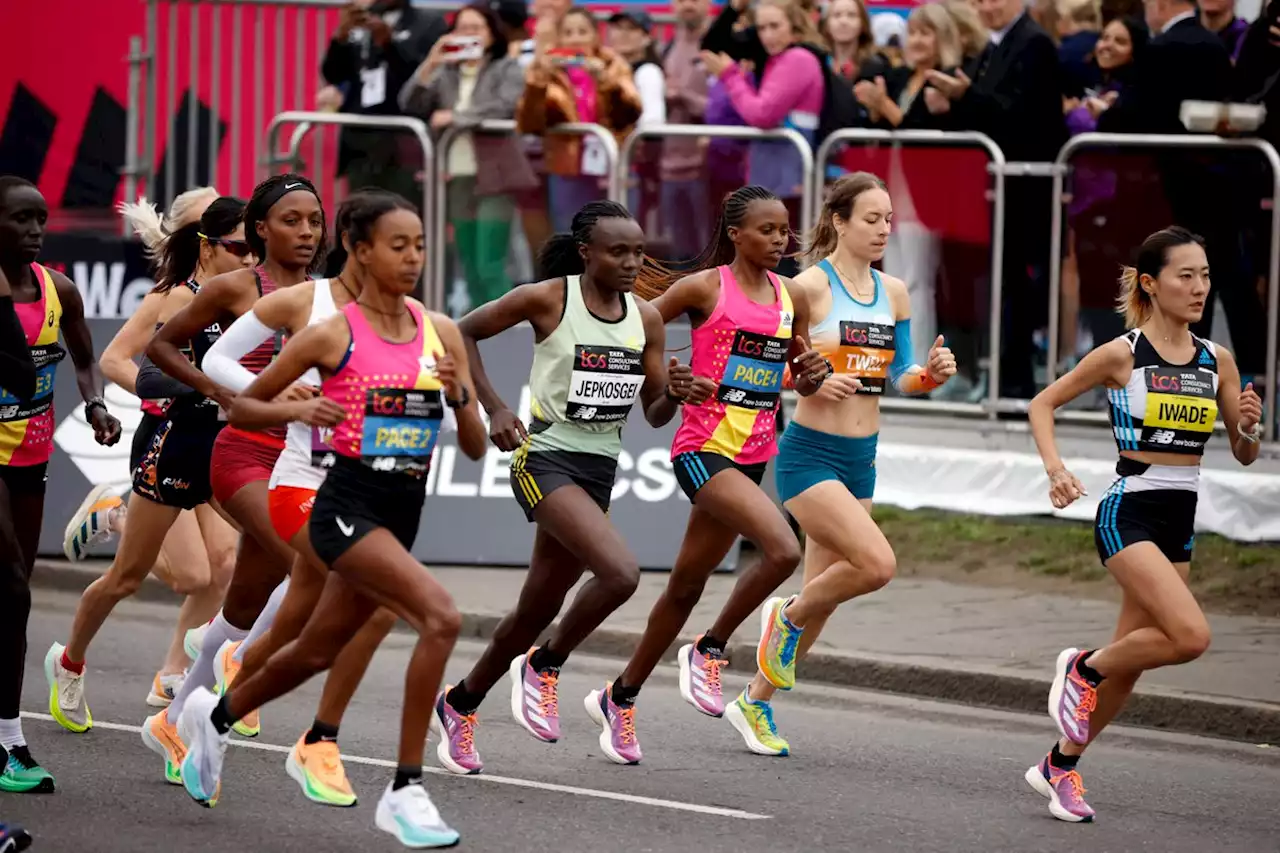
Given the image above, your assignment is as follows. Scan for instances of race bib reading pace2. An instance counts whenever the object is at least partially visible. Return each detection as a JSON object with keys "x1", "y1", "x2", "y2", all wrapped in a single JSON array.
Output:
[
  {"x1": 567, "y1": 345, "x2": 644, "y2": 423},
  {"x1": 717, "y1": 330, "x2": 787, "y2": 411},
  {"x1": 835, "y1": 320, "x2": 894, "y2": 395},
  {"x1": 359, "y1": 388, "x2": 445, "y2": 476},
  {"x1": 1144, "y1": 367, "x2": 1217, "y2": 436}
]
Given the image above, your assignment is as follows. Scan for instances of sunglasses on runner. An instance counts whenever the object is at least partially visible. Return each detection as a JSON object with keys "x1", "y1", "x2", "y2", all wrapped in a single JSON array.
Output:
[{"x1": 199, "y1": 233, "x2": 253, "y2": 258}]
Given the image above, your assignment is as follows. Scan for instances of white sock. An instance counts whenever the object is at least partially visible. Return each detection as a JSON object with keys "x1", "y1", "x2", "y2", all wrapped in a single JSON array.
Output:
[
  {"x1": 0, "y1": 717, "x2": 24, "y2": 751},
  {"x1": 166, "y1": 611, "x2": 248, "y2": 724},
  {"x1": 234, "y1": 577, "x2": 290, "y2": 663}
]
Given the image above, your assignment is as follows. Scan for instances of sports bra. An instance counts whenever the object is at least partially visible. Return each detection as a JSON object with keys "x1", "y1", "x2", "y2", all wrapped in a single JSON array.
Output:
[{"x1": 1107, "y1": 329, "x2": 1220, "y2": 457}]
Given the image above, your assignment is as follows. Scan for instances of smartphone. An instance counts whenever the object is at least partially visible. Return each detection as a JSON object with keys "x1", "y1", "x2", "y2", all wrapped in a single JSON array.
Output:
[
  {"x1": 548, "y1": 47, "x2": 588, "y2": 68},
  {"x1": 442, "y1": 35, "x2": 484, "y2": 62}
]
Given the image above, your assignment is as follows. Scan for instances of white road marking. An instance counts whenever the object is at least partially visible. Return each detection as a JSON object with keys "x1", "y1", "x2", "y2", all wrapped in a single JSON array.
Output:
[{"x1": 21, "y1": 711, "x2": 770, "y2": 821}]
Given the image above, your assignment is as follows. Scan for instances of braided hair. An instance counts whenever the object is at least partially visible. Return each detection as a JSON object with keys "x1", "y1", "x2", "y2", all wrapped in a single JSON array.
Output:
[
  {"x1": 635, "y1": 185, "x2": 781, "y2": 300},
  {"x1": 244, "y1": 173, "x2": 327, "y2": 272},
  {"x1": 536, "y1": 200, "x2": 635, "y2": 280}
]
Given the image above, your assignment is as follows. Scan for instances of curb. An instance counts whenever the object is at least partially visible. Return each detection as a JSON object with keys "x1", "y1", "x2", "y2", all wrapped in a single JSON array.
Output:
[{"x1": 33, "y1": 562, "x2": 1280, "y2": 745}]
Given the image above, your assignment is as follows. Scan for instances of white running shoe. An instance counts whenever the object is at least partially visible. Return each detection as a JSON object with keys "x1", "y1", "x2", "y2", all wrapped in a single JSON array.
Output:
[
  {"x1": 43, "y1": 643, "x2": 92, "y2": 733},
  {"x1": 62, "y1": 484, "x2": 124, "y2": 561},
  {"x1": 375, "y1": 781, "x2": 461, "y2": 848},
  {"x1": 146, "y1": 671, "x2": 186, "y2": 708},
  {"x1": 177, "y1": 687, "x2": 229, "y2": 807},
  {"x1": 184, "y1": 622, "x2": 210, "y2": 662}
]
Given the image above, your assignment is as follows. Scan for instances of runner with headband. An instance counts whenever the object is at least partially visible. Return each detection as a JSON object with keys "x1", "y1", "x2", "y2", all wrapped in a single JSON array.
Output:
[
  {"x1": 0, "y1": 176, "x2": 122, "y2": 791},
  {"x1": 729, "y1": 172, "x2": 956, "y2": 756},
  {"x1": 141, "y1": 174, "x2": 326, "y2": 747},
  {"x1": 584, "y1": 185, "x2": 829, "y2": 763},
  {"x1": 1024, "y1": 226, "x2": 1261, "y2": 822},
  {"x1": 179, "y1": 200, "x2": 483, "y2": 849},
  {"x1": 433, "y1": 200, "x2": 690, "y2": 772}
]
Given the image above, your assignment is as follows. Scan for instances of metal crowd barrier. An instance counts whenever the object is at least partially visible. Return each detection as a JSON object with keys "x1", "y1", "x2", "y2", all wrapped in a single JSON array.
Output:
[
  {"x1": 1047, "y1": 133, "x2": 1280, "y2": 440},
  {"x1": 610, "y1": 124, "x2": 816, "y2": 239},
  {"x1": 813, "y1": 129, "x2": 1007, "y2": 419},
  {"x1": 432, "y1": 119, "x2": 620, "y2": 300}
]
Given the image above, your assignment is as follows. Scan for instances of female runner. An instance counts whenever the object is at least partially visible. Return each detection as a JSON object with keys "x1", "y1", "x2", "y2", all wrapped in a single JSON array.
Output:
[
  {"x1": 62, "y1": 189, "x2": 245, "y2": 708},
  {"x1": 43, "y1": 195, "x2": 246, "y2": 738},
  {"x1": 179, "y1": 200, "x2": 484, "y2": 850},
  {"x1": 588, "y1": 184, "x2": 829, "y2": 762},
  {"x1": 1025, "y1": 225, "x2": 1261, "y2": 823},
  {"x1": 0, "y1": 176, "x2": 122, "y2": 790},
  {"x1": 143, "y1": 174, "x2": 326, "y2": 744},
  {"x1": 729, "y1": 173, "x2": 956, "y2": 755},
  {"x1": 434, "y1": 200, "x2": 690, "y2": 772}
]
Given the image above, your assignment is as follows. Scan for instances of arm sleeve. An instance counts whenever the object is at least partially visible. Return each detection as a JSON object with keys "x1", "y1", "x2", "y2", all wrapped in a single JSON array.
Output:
[
  {"x1": 135, "y1": 354, "x2": 195, "y2": 399},
  {"x1": 204, "y1": 310, "x2": 276, "y2": 393},
  {"x1": 887, "y1": 318, "x2": 915, "y2": 389},
  {"x1": 0, "y1": 296, "x2": 37, "y2": 401}
]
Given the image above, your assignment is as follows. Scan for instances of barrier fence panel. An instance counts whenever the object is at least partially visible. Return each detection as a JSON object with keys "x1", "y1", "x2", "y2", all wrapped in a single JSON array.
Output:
[
  {"x1": 263, "y1": 110, "x2": 436, "y2": 303},
  {"x1": 813, "y1": 129, "x2": 1007, "y2": 419},
  {"x1": 610, "y1": 124, "x2": 816, "y2": 240},
  {"x1": 1047, "y1": 133, "x2": 1280, "y2": 441}
]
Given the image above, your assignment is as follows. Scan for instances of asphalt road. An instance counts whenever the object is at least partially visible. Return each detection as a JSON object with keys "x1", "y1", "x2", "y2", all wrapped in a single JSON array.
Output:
[{"x1": 4, "y1": 590, "x2": 1278, "y2": 853}]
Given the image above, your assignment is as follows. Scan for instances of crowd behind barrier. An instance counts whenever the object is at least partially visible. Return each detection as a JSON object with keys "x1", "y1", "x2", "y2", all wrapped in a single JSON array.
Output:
[{"x1": 118, "y1": 0, "x2": 1280, "y2": 441}]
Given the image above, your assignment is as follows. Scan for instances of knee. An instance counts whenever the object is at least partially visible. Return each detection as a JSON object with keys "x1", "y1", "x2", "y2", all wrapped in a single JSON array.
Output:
[
  {"x1": 208, "y1": 548, "x2": 237, "y2": 590},
  {"x1": 666, "y1": 574, "x2": 709, "y2": 609},
  {"x1": 168, "y1": 566, "x2": 212, "y2": 596},
  {"x1": 421, "y1": 600, "x2": 462, "y2": 644},
  {"x1": 368, "y1": 607, "x2": 399, "y2": 637},
  {"x1": 1171, "y1": 622, "x2": 1211, "y2": 664},
  {"x1": 600, "y1": 559, "x2": 641, "y2": 602},
  {"x1": 761, "y1": 536, "x2": 802, "y2": 578},
  {"x1": 102, "y1": 567, "x2": 146, "y2": 599},
  {"x1": 295, "y1": 642, "x2": 340, "y2": 677},
  {"x1": 861, "y1": 546, "x2": 897, "y2": 592}
]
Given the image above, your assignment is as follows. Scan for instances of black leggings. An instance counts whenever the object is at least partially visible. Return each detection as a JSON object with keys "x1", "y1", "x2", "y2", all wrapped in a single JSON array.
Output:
[{"x1": 0, "y1": 464, "x2": 44, "y2": 720}]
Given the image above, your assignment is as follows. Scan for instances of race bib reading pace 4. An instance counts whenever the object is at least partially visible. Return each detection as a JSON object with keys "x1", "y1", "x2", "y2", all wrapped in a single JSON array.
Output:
[
  {"x1": 1143, "y1": 367, "x2": 1217, "y2": 442},
  {"x1": 835, "y1": 321, "x2": 894, "y2": 395},
  {"x1": 360, "y1": 388, "x2": 445, "y2": 476},
  {"x1": 718, "y1": 331, "x2": 788, "y2": 411},
  {"x1": 568, "y1": 345, "x2": 644, "y2": 422},
  {"x1": 0, "y1": 343, "x2": 64, "y2": 421}
]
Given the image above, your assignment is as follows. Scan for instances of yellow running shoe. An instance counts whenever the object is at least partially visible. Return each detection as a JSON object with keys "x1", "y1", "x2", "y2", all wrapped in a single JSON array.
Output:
[
  {"x1": 757, "y1": 596, "x2": 803, "y2": 690},
  {"x1": 214, "y1": 640, "x2": 260, "y2": 737},
  {"x1": 141, "y1": 710, "x2": 187, "y2": 784},
  {"x1": 285, "y1": 734, "x2": 357, "y2": 807}
]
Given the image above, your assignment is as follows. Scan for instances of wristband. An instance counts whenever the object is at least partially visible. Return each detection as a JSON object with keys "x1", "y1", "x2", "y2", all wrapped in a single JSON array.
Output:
[
  {"x1": 84, "y1": 396, "x2": 107, "y2": 420},
  {"x1": 1238, "y1": 420, "x2": 1263, "y2": 444},
  {"x1": 445, "y1": 386, "x2": 471, "y2": 409},
  {"x1": 917, "y1": 371, "x2": 942, "y2": 392}
]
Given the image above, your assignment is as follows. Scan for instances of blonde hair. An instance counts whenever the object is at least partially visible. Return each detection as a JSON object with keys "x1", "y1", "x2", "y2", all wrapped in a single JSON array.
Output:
[
  {"x1": 1115, "y1": 226, "x2": 1205, "y2": 329},
  {"x1": 1056, "y1": 0, "x2": 1101, "y2": 28},
  {"x1": 907, "y1": 3, "x2": 963, "y2": 70},
  {"x1": 758, "y1": 0, "x2": 828, "y2": 52},
  {"x1": 118, "y1": 187, "x2": 218, "y2": 258},
  {"x1": 942, "y1": 0, "x2": 990, "y2": 57}
]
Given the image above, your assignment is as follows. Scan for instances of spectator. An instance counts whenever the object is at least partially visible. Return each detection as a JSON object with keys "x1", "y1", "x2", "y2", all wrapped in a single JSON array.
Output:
[
  {"x1": 856, "y1": 4, "x2": 961, "y2": 130},
  {"x1": 1030, "y1": 0, "x2": 1061, "y2": 44},
  {"x1": 824, "y1": 0, "x2": 886, "y2": 82},
  {"x1": 1057, "y1": 0, "x2": 1102, "y2": 97},
  {"x1": 607, "y1": 11, "x2": 665, "y2": 221},
  {"x1": 1233, "y1": 1, "x2": 1280, "y2": 146},
  {"x1": 1200, "y1": 0, "x2": 1250, "y2": 63},
  {"x1": 925, "y1": 0, "x2": 1067, "y2": 400},
  {"x1": 516, "y1": 6, "x2": 643, "y2": 232},
  {"x1": 321, "y1": 0, "x2": 448, "y2": 203},
  {"x1": 943, "y1": 0, "x2": 993, "y2": 77},
  {"x1": 661, "y1": 0, "x2": 713, "y2": 262},
  {"x1": 399, "y1": 1, "x2": 533, "y2": 314},
  {"x1": 490, "y1": 0, "x2": 531, "y2": 63}
]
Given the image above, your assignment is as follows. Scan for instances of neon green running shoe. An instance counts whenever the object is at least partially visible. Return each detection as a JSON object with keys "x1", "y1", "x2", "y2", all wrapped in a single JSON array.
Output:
[
  {"x1": 725, "y1": 689, "x2": 790, "y2": 756},
  {"x1": 0, "y1": 746, "x2": 56, "y2": 793},
  {"x1": 285, "y1": 735, "x2": 358, "y2": 807},
  {"x1": 45, "y1": 642, "x2": 92, "y2": 733}
]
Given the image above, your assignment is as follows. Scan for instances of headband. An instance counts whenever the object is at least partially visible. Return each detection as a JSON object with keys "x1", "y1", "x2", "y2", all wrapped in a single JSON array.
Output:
[{"x1": 257, "y1": 179, "x2": 319, "y2": 216}]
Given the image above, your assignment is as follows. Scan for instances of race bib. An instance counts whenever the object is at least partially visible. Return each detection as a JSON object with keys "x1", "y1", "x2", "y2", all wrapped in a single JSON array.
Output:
[
  {"x1": 360, "y1": 64, "x2": 388, "y2": 108},
  {"x1": 0, "y1": 342, "x2": 64, "y2": 420},
  {"x1": 834, "y1": 321, "x2": 895, "y2": 395},
  {"x1": 717, "y1": 331, "x2": 788, "y2": 411},
  {"x1": 1144, "y1": 367, "x2": 1216, "y2": 436},
  {"x1": 567, "y1": 345, "x2": 644, "y2": 423},
  {"x1": 311, "y1": 423, "x2": 339, "y2": 469},
  {"x1": 581, "y1": 135, "x2": 609, "y2": 177},
  {"x1": 359, "y1": 388, "x2": 444, "y2": 477}
]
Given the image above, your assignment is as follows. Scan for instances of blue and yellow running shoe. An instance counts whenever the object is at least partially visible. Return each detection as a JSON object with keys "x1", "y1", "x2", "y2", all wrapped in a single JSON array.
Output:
[
  {"x1": 725, "y1": 689, "x2": 790, "y2": 756},
  {"x1": 756, "y1": 596, "x2": 802, "y2": 690}
]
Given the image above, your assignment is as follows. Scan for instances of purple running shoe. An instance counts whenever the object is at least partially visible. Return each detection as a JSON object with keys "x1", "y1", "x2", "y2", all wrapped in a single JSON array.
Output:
[
  {"x1": 1049, "y1": 648, "x2": 1099, "y2": 746},
  {"x1": 677, "y1": 637, "x2": 726, "y2": 717},
  {"x1": 584, "y1": 683, "x2": 642, "y2": 765},
  {"x1": 431, "y1": 688, "x2": 483, "y2": 775},
  {"x1": 1024, "y1": 755, "x2": 1095, "y2": 823},
  {"x1": 508, "y1": 648, "x2": 560, "y2": 743}
]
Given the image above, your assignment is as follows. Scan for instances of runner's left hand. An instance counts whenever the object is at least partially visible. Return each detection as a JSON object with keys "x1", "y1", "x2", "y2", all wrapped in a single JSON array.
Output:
[
  {"x1": 90, "y1": 408, "x2": 122, "y2": 446},
  {"x1": 925, "y1": 335, "x2": 957, "y2": 385},
  {"x1": 435, "y1": 353, "x2": 463, "y2": 400},
  {"x1": 667, "y1": 358, "x2": 694, "y2": 400},
  {"x1": 791, "y1": 337, "x2": 830, "y2": 395},
  {"x1": 684, "y1": 375, "x2": 718, "y2": 406},
  {"x1": 276, "y1": 382, "x2": 319, "y2": 403},
  {"x1": 1238, "y1": 381, "x2": 1263, "y2": 434}
]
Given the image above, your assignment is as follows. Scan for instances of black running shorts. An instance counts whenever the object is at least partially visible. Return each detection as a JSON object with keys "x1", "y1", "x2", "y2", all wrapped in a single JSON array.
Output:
[
  {"x1": 131, "y1": 417, "x2": 225, "y2": 510},
  {"x1": 309, "y1": 456, "x2": 426, "y2": 566},
  {"x1": 130, "y1": 410, "x2": 165, "y2": 475},
  {"x1": 1094, "y1": 460, "x2": 1199, "y2": 565},
  {"x1": 673, "y1": 451, "x2": 768, "y2": 502},
  {"x1": 508, "y1": 446, "x2": 618, "y2": 522}
]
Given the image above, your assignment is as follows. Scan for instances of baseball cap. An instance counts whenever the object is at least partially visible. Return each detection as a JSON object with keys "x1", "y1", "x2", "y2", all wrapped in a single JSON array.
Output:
[{"x1": 608, "y1": 9, "x2": 653, "y2": 31}]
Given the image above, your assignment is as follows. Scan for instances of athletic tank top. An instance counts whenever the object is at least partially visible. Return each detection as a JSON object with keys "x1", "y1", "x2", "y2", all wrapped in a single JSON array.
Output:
[
  {"x1": 810, "y1": 261, "x2": 896, "y2": 395},
  {"x1": 227, "y1": 266, "x2": 290, "y2": 445},
  {"x1": 270, "y1": 280, "x2": 336, "y2": 491},
  {"x1": 1108, "y1": 329, "x2": 1220, "y2": 457},
  {"x1": 526, "y1": 275, "x2": 646, "y2": 458},
  {"x1": 671, "y1": 265, "x2": 794, "y2": 465},
  {"x1": 164, "y1": 280, "x2": 223, "y2": 423},
  {"x1": 315, "y1": 301, "x2": 446, "y2": 479},
  {"x1": 0, "y1": 263, "x2": 65, "y2": 466}
]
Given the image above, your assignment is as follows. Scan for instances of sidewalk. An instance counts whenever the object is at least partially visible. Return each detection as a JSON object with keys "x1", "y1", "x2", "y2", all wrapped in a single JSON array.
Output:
[{"x1": 32, "y1": 559, "x2": 1280, "y2": 743}]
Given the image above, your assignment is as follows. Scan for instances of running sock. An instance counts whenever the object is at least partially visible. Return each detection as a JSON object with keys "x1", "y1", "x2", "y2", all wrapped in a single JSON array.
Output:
[
  {"x1": 446, "y1": 681, "x2": 483, "y2": 715},
  {"x1": 529, "y1": 646, "x2": 567, "y2": 672},
  {"x1": 393, "y1": 765, "x2": 423, "y2": 791},
  {"x1": 167, "y1": 612, "x2": 250, "y2": 724},
  {"x1": 210, "y1": 695, "x2": 235, "y2": 735},
  {"x1": 7, "y1": 745, "x2": 38, "y2": 770},
  {"x1": 695, "y1": 634, "x2": 726, "y2": 658},
  {"x1": 1049, "y1": 742, "x2": 1080, "y2": 770},
  {"x1": 304, "y1": 720, "x2": 339, "y2": 745},
  {"x1": 1075, "y1": 651, "x2": 1104, "y2": 687},
  {"x1": 59, "y1": 650, "x2": 84, "y2": 675},
  {"x1": 610, "y1": 681, "x2": 640, "y2": 707},
  {"x1": 0, "y1": 717, "x2": 24, "y2": 751},
  {"x1": 234, "y1": 578, "x2": 290, "y2": 664}
]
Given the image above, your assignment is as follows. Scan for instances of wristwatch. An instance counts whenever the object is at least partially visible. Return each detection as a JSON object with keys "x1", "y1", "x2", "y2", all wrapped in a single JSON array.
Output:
[
  {"x1": 445, "y1": 386, "x2": 471, "y2": 409},
  {"x1": 84, "y1": 396, "x2": 107, "y2": 420}
]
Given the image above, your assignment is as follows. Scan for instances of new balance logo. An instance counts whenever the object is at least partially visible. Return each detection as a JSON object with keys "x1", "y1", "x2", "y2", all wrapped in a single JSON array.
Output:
[
  {"x1": 1149, "y1": 429, "x2": 1176, "y2": 445},
  {"x1": 722, "y1": 389, "x2": 746, "y2": 403}
]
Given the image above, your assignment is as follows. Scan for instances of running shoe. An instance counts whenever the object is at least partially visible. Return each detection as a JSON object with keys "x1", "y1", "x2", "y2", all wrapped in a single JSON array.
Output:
[
  {"x1": 0, "y1": 822, "x2": 33, "y2": 853},
  {"x1": 1024, "y1": 754, "x2": 1095, "y2": 822},
  {"x1": 177, "y1": 686, "x2": 227, "y2": 808},
  {"x1": 757, "y1": 596, "x2": 802, "y2": 691},
  {"x1": 62, "y1": 483, "x2": 123, "y2": 561},
  {"x1": 507, "y1": 648, "x2": 560, "y2": 743},
  {"x1": 1049, "y1": 648, "x2": 1098, "y2": 746},
  {"x1": 43, "y1": 643, "x2": 92, "y2": 733},
  {"x1": 215, "y1": 640, "x2": 260, "y2": 738},
  {"x1": 375, "y1": 781, "x2": 460, "y2": 849},
  {"x1": 146, "y1": 671, "x2": 185, "y2": 708},
  {"x1": 0, "y1": 746, "x2": 55, "y2": 793},
  {"x1": 583, "y1": 683, "x2": 642, "y2": 765},
  {"x1": 724, "y1": 688, "x2": 790, "y2": 757},
  {"x1": 430, "y1": 688, "x2": 482, "y2": 775},
  {"x1": 141, "y1": 710, "x2": 186, "y2": 785},
  {"x1": 184, "y1": 622, "x2": 210, "y2": 662},
  {"x1": 677, "y1": 636, "x2": 727, "y2": 717},
  {"x1": 286, "y1": 734, "x2": 358, "y2": 807}
]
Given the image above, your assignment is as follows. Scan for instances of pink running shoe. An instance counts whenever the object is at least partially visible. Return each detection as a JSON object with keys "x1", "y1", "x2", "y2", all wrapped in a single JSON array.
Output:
[
  {"x1": 430, "y1": 688, "x2": 482, "y2": 775},
  {"x1": 584, "y1": 683, "x2": 642, "y2": 765},
  {"x1": 1049, "y1": 648, "x2": 1099, "y2": 746},
  {"x1": 1024, "y1": 755, "x2": 1096, "y2": 823},
  {"x1": 508, "y1": 648, "x2": 560, "y2": 743},
  {"x1": 677, "y1": 637, "x2": 726, "y2": 717}
]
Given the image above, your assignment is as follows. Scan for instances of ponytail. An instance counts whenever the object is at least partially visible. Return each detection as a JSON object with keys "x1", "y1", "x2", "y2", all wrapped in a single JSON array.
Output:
[
  {"x1": 118, "y1": 198, "x2": 169, "y2": 257},
  {"x1": 1115, "y1": 265, "x2": 1150, "y2": 330},
  {"x1": 118, "y1": 187, "x2": 220, "y2": 292}
]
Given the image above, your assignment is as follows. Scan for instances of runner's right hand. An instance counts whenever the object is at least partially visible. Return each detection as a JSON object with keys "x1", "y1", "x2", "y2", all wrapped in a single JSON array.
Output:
[
  {"x1": 489, "y1": 407, "x2": 528, "y2": 452},
  {"x1": 816, "y1": 374, "x2": 862, "y2": 402},
  {"x1": 297, "y1": 396, "x2": 347, "y2": 428},
  {"x1": 1047, "y1": 467, "x2": 1086, "y2": 509}
]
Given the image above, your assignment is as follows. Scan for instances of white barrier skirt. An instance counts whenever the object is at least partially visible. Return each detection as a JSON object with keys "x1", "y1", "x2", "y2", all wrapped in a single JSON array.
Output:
[{"x1": 874, "y1": 442, "x2": 1280, "y2": 543}]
